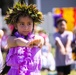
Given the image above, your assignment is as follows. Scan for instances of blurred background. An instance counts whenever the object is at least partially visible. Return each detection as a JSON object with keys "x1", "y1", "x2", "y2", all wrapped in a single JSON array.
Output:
[
  {"x1": 0, "y1": 0, "x2": 76, "y2": 75},
  {"x1": 0, "y1": 0, "x2": 76, "y2": 46}
]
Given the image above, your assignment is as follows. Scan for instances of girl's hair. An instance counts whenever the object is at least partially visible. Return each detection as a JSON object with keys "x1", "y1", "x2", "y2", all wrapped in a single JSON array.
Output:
[
  {"x1": 5, "y1": 2, "x2": 43, "y2": 25},
  {"x1": 56, "y1": 18, "x2": 67, "y2": 25},
  {"x1": 11, "y1": 28, "x2": 17, "y2": 36},
  {"x1": 5, "y1": 2, "x2": 43, "y2": 36}
]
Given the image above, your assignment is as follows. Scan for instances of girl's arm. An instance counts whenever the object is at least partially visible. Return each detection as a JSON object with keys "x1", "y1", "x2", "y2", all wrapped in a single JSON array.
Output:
[
  {"x1": 7, "y1": 35, "x2": 43, "y2": 48},
  {"x1": 34, "y1": 35, "x2": 44, "y2": 48},
  {"x1": 55, "y1": 37, "x2": 66, "y2": 55},
  {"x1": 7, "y1": 36, "x2": 29, "y2": 48},
  {"x1": 65, "y1": 39, "x2": 72, "y2": 53},
  {"x1": 65, "y1": 32, "x2": 73, "y2": 53}
]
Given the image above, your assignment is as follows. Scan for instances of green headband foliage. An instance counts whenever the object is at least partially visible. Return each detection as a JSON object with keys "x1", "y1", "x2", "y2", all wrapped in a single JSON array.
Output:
[{"x1": 5, "y1": 2, "x2": 43, "y2": 25}]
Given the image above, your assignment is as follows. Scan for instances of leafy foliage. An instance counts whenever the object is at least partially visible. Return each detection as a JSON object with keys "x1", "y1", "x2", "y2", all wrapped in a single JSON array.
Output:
[{"x1": 5, "y1": 2, "x2": 43, "y2": 25}]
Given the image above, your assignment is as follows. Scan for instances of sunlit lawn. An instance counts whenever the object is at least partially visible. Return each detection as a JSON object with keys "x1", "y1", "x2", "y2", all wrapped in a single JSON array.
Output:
[
  {"x1": 70, "y1": 70, "x2": 76, "y2": 75},
  {"x1": 41, "y1": 70, "x2": 76, "y2": 75}
]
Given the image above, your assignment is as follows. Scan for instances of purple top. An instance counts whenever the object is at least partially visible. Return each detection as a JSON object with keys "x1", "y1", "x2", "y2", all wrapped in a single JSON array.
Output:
[
  {"x1": 53, "y1": 31, "x2": 73, "y2": 66},
  {"x1": 6, "y1": 32, "x2": 41, "y2": 75}
]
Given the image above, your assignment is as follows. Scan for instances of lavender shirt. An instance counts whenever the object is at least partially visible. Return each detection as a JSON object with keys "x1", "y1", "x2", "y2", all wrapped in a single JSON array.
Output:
[
  {"x1": 6, "y1": 32, "x2": 42, "y2": 75},
  {"x1": 53, "y1": 31, "x2": 73, "y2": 66}
]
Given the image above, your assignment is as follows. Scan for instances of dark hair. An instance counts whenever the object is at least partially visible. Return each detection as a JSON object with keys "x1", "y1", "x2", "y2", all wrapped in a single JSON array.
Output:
[
  {"x1": 5, "y1": 2, "x2": 43, "y2": 25},
  {"x1": 2, "y1": 28, "x2": 7, "y2": 32},
  {"x1": 11, "y1": 28, "x2": 17, "y2": 36},
  {"x1": 14, "y1": 13, "x2": 34, "y2": 24},
  {"x1": 56, "y1": 18, "x2": 67, "y2": 25}
]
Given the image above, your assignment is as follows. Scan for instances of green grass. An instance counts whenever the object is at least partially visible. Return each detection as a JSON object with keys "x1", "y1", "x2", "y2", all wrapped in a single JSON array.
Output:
[
  {"x1": 51, "y1": 47, "x2": 55, "y2": 57},
  {"x1": 70, "y1": 70, "x2": 76, "y2": 75},
  {"x1": 41, "y1": 70, "x2": 76, "y2": 75}
]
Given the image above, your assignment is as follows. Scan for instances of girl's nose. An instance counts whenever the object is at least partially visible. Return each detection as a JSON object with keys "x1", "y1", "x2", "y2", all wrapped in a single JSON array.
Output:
[{"x1": 23, "y1": 25, "x2": 29, "y2": 29}]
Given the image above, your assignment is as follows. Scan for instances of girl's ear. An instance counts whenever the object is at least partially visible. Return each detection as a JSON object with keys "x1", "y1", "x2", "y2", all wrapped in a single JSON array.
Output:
[
  {"x1": 32, "y1": 22, "x2": 34, "y2": 32},
  {"x1": 14, "y1": 24, "x2": 18, "y2": 30},
  {"x1": 15, "y1": 26, "x2": 17, "y2": 30}
]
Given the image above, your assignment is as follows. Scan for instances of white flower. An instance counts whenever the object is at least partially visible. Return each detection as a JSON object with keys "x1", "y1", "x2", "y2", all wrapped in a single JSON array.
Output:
[{"x1": 18, "y1": 47, "x2": 25, "y2": 54}]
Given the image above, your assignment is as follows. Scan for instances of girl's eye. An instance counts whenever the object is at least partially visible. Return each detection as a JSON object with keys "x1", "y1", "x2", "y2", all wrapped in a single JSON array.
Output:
[
  {"x1": 28, "y1": 22, "x2": 32, "y2": 26},
  {"x1": 28, "y1": 24, "x2": 31, "y2": 26},
  {"x1": 20, "y1": 23, "x2": 24, "y2": 26}
]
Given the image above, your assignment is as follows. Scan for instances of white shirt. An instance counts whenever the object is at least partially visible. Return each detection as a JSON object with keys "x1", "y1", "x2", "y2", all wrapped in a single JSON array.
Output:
[{"x1": 0, "y1": 39, "x2": 3, "y2": 73}]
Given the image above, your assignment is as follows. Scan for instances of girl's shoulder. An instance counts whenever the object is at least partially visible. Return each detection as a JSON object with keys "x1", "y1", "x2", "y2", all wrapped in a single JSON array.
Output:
[
  {"x1": 7, "y1": 36, "x2": 17, "y2": 48},
  {"x1": 65, "y1": 31, "x2": 73, "y2": 35},
  {"x1": 53, "y1": 32, "x2": 59, "y2": 35},
  {"x1": 7, "y1": 36, "x2": 16, "y2": 41},
  {"x1": 53, "y1": 32, "x2": 59, "y2": 38}
]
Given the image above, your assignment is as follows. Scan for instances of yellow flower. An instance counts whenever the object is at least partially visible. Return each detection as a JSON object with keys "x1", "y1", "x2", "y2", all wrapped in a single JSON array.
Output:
[
  {"x1": 9, "y1": 9, "x2": 13, "y2": 14},
  {"x1": 5, "y1": 2, "x2": 43, "y2": 25},
  {"x1": 37, "y1": 11, "x2": 42, "y2": 15},
  {"x1": 38, "y1": 12, "x2": 43, "y2": 19}
]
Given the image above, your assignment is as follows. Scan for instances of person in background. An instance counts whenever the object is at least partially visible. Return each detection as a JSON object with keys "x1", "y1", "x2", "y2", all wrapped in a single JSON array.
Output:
[
  {"x1": 38, "y1": 30, "x2": 55, "y2": 71},
  {"x1": 38, "y1": 30, "x2": 49, "y2": 44},
  {"x1": 4, "y1": 1, "x2": 44, "y2": 75},
  {"x1": 0, "y1": 30, "x2": 4, "y2": 73},
  {"x1": 1, "y1": 28, "x2": 9, "y2": 61},
  {"x1": 41, "y1": 38, "x2": 55, "y2": 71},
  {"x1": 53, "y1": 18, "x2": 73, "y2": 75},
  {"x1": 1, "y1": 28, "x2": 10, "y2": 75}
]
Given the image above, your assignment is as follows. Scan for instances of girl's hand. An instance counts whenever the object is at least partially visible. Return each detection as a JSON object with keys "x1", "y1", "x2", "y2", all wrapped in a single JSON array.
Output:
[
  {"x1": 38, "y1": 43, "x2": 43, "y2": 48},
  {"x1": 65, "y1": 47, "x2": 70, "y2": 55},
  {"x1": 60, "y1": 47, "x2": 66, "y2": 55},
  {"x1": 28, "y1": 39, "x2": 41, "y2": 48},
  {"x1": 28, "y1": 35, "x2": 44, "y2": 48}
]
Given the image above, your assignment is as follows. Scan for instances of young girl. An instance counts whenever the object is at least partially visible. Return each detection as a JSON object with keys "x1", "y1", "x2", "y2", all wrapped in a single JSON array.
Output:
[
  {"x1": 53, "y1": 18, "x2": 73, "y2": 75},
  {"x1": 5, "y1": 2, "x2": 43, "y2": 75}
]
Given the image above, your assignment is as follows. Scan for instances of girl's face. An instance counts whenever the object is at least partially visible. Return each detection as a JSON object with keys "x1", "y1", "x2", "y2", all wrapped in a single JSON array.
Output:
[
  {"x1": 16, "y1": 16, "x2": 33, "y2": 36},
  {"x1": 57, "y1": 21, "x2": 67, "y2": 33}
]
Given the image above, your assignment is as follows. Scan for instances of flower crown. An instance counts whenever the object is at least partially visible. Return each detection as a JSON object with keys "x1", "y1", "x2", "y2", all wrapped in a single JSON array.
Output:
[{"x1": 5, "y1": 2, "x2": 43, "y2": 25}]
